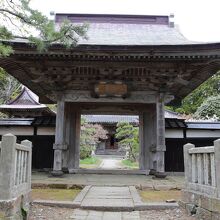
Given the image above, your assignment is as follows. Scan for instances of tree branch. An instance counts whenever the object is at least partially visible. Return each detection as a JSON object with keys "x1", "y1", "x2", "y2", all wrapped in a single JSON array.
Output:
[{"x1": 0, "y1": 8, "x2": 33, "y2": 25}]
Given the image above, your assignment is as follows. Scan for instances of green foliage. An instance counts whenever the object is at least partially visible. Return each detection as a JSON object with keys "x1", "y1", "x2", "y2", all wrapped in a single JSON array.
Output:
[
  {"x1": 80, "y1": 118, "x2": 107, "y2": 159},
  {"x1": 0, "y1": 0, "x2": 88, "y2": 56},
  {"x1": 80, "y1": 157, "x2": 100, "y2": 165},
  {"x1": 0, "y1": 67, "x2": 21, "y2": 104},
  {"x1": 194, "y1": 95, "x2": 220, "y2": 119},
  {"x1": 80, "y1": 118, "x2": 94, "y2": 159},
  {"x1": 80, "y1": 145, "x2": 92, "y2": 160},
  {"x1": 121, "y1": 159, "x2": 138, "y2": 168},
  {"x1": 168, "y1": 72, "x2": 220, "y2": 114},
  {"x1": 115, "y1": 122, "x2": 139, "y2": 162},
  {"x1": 21, "y1": 207, "x2": 27, "y2": 220}
]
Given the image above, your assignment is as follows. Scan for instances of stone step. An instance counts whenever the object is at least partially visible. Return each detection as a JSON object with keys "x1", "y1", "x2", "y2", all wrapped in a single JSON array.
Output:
[
  {"x1": 73, "y1": 186, "x2": 140, "y2": 212},
  {"x1": 69, "y1": 168, "x2": 148, "y2": 175},
  {"x1": 95, "y1": 149, "x2": 126, "y2": 156}
]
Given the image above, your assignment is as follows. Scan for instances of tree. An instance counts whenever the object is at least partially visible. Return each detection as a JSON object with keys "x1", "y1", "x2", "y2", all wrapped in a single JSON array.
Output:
[
  {"x1": 168, "y1": 72, "x2": 220, "y2": 114},
  {"x1": 0, "y1": 0, "x2": 88, "y2": 56},
  {"x1": 115, "y1": 122, "x2": 139, "y2": 162},
  {"x1": 80, "y1": 118, "x2": 107, "y2": 159},
  {"x1": 0, "y1": 67, "x2": 21, "y2": 104},
  {"x1": 194, "y1": 95, "x2": 220, "y2": 120}
]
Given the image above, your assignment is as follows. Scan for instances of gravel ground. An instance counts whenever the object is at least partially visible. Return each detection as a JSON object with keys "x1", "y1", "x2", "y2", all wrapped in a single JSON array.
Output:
[
  {"x1": 29, "y1": 204, "x2": 195, "y2": 220},
  {"x1": 140, "y1": 209, "x2": 195, "y2": 220}
]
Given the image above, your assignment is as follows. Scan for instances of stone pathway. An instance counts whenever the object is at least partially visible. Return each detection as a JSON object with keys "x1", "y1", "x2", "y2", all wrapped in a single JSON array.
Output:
[
  {"x1": 79, "y1": 186, "x2": 135, "y2": 210},
  {"x1": 98, "y1": 158, "x2": 122, "y2": 169},
  {"x1": 31, "y1": 185, "x2": 192, "y2": 219},
  {"x1": 70, "y1": 185, "x2": 179, "y2": 212},
  {"x1": 57, "y1": 185, "x2": 166, "y2": 219},
  {"x1": 70, "y1": 209, "x2": 140, "y2": 220}
]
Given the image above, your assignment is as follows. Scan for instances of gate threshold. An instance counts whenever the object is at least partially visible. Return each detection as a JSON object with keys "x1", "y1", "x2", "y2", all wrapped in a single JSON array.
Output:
[{"x1": 68, "y1": 168, "x2": 149, "y2": 175}]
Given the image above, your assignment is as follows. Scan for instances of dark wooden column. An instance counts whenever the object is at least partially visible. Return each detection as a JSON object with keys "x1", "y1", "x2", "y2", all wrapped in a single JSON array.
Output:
[{"x1": 67, "y1": 108, "x2": 81, "y2": 173}]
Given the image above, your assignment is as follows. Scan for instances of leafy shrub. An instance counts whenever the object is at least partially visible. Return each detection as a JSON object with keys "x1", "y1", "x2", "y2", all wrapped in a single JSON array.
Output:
[
  {"x1": 80, "y1": 145, "x2": 92, "y2": 159},
  {"x1": 115, "y1": 122, "x2": 139, "y2": 162},
  {"x1": 194, "y1": 95, "x2": 220, "y2": 119}
]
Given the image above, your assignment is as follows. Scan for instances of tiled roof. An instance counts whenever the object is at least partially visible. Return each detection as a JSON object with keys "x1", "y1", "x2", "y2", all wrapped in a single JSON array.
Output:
[
  {"x1": 84, "y1": 110, "x2": 179, "y2": 123},
  {"x1": 1, "y1": 117, "x2": 220, "y2": 130},
  {"x1": 0, "y1": 118, "x2": 33, "y2": 126},
  {"x1": 186, "y1": 122, "x2": 220, "y2": 130},
  {"x1": 55, "y1": 14, "x2": 198, "y2": 46},
  {"x1": 83, "y1": 115, "x2": 139, "y2": 124},
  {"x1": 0, "y1": 87, "x2": 55, "y2": 116}
]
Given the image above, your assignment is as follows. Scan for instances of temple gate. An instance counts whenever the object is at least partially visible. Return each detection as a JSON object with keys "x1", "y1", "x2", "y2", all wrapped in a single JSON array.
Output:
[{"x1": 1, "y1": 14, "x2": 220, "y2": 177}]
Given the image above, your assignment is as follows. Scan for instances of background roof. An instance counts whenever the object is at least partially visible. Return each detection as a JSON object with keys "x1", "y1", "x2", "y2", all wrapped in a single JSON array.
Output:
[{"x1": 55, "y1": 14, "x2": 197, "y2": 46}]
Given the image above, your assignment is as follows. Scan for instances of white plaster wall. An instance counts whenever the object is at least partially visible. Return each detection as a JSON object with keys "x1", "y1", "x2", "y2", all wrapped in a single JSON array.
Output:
[
  {"x1": 0, "y1": 127, "x2": 33, "y2": 136},
  {"x1": 165, "y1": 130, "x2": 183, "y2": 138},
  {"x1": 37, "y1": 127, "x2": 55, "y2": 135},
  {"x1": 186, "y1": 129, "x2": 220, "y2": 138}
]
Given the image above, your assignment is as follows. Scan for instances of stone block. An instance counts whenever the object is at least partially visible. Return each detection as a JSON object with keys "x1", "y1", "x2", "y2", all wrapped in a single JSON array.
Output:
[
  {"x1": 196, "y1": 207, "x2": 212, "y2": 220},
  {"x1": 212, "y1": 212, "x2": 220, "y2": 220},
  {"x1": 199, "y1": 194, "x2": 212, "y2": 211},
  {"x1": 181, "y1": 190, "x2": 200, "y2": 205},
  {"x1": 0, "y1": 192, "x2": 31, "y2": 220},
  {"x1": 178, "y1": 200, "x2": 186, "y2": 209},
  {"x1": 185, "y1": 203, "x2": 197, "y2": 216},
  {"x1": 211, "y1": 198, "x2": 220, "y2": 213}
]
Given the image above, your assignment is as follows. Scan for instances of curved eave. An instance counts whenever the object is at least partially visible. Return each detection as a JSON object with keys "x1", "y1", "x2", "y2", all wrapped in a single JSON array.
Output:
[
  {"x1": 2, "y1": 39, "x2": 220, "y2": 54},
  {"x1": 0, "y1": 107, "x2": 56, "y2": 115}
]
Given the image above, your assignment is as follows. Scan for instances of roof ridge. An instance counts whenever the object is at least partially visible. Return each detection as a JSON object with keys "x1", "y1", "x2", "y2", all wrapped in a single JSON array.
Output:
[{"x1": 8, "y1": 87, "x2": 41, "y2": 106}]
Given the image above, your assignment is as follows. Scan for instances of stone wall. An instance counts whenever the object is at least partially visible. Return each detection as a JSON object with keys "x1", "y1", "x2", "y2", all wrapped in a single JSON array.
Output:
[
  {"x1": 0, "y1": 134, "x2": 32, "y2": 220},
  {"x1": 181, "y1": 140, "x2": 220, "y2": 220}
]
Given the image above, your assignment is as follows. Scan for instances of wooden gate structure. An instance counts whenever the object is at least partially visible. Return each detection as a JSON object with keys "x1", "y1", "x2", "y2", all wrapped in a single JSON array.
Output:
[{"x1": 1, "y1": 14, "x2": 220, "y2": 176}]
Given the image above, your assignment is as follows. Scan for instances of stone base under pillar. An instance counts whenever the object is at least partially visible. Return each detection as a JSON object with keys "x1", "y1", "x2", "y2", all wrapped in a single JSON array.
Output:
[
  {"x1": 149, "y1": 169, "x2": 156, "y2": 175},
  {"x1": 0, "y1": 191, "x2": 31, "y2": 220},
  {"x1": 154, "y1": 172, "x2": 167, "y2": 179},
  {"x1": 181, "y1": 189, "x2": 220, "y2": 219},
  {"x1": 51, "y1": 170, "x2": 64, "y2": 177}
]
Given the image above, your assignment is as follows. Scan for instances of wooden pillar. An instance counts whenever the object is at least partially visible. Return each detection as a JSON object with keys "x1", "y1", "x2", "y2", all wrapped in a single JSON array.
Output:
[
  {"x1": 52, "y1": 99, "x2": 67, "y2": 176},
  {"x1": 154, "y1": 93, "x2": 166, "y2": 175},
  {"x1": 67, "y1": 107, "x2": 81, "y2": 173},
  {"x1": 62, "y1": 103, "x2": 70, "y2": 172},
  {"x1": 139, "y1": 110, "x2": 154, "y2": 174}
]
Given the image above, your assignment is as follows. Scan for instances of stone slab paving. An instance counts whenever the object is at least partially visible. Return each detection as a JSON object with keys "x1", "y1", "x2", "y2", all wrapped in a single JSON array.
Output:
[
  {"x1": 98, "y1": 158, "x2": 122, "y2": 169},
  {"x1": 32, "y1": 172, "x2": 184, "y2": 190},
  {"x1": 79, "y1": 186, "x2": 135, "y2": 211},
  {"x1": 70, "y1": 209, "x2": 140, "y2": 220}
]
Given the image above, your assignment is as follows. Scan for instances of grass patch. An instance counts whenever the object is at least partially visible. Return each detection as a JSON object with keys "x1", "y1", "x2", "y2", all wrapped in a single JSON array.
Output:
[
  {"x1": 121, "y1": 159, "x2": 139, "y2": 169},
  {"x1": 32, "y1": 188, "x2": 80, "y2": 201},
  {"x1": 80, "y1": 157, "x2": 101, "y2": 168},
  {"x1": 139, "y1": 190, "x2": 181, "y2": 202}
]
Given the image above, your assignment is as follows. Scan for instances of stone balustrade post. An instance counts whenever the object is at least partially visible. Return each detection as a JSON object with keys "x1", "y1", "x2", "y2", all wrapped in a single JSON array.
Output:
[
  {"x1": 183, "y1": 143, "x2": 195, "y2": 186},
  {"x1": 21, "y1": 140, "x2": 32, "y2": 191},
  {"x1": 214, "y1": 139, "x2": 220, "y2": 198},
  {"x1": 0, "y1": 133, "x2": 17, "y2": 200}
]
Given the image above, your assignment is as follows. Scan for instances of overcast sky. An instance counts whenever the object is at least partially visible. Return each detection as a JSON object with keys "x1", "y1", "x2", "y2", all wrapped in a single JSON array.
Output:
[{"x1": 31, "y1": 0, "x2": 220, "y2": 42}]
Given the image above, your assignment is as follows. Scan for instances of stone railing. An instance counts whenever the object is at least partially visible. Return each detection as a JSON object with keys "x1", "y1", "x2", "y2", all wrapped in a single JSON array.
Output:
[
  {"x1": 0, "y1": 134, "x2": 32, "y2": 219},
  {"x1": 184, "y1": 140, "x2": 220, "y2": 198},
  {"x1": 181, "y1": 139, "x2": 220, "y2": 219}
]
